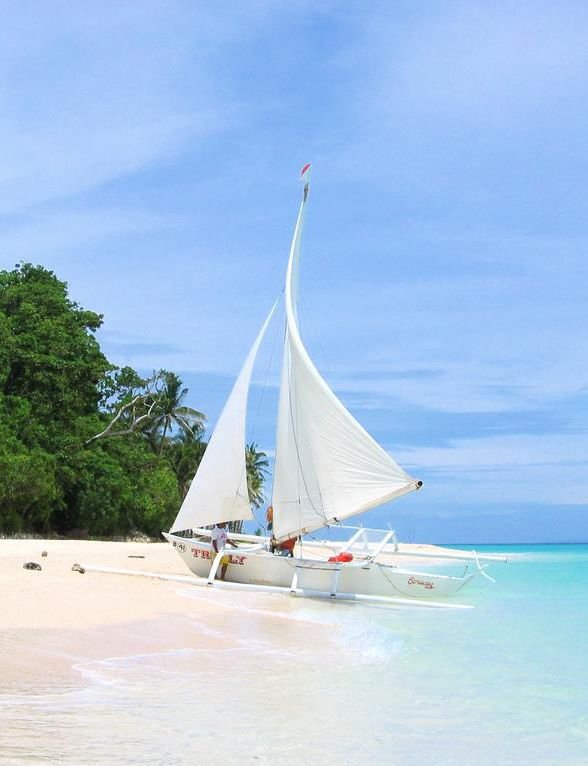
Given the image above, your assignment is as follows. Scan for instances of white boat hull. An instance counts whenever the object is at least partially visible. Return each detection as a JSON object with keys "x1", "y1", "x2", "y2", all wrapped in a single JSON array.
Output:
[{"x1": 164, "y1": 533, "x2": 475, "y2": 601}]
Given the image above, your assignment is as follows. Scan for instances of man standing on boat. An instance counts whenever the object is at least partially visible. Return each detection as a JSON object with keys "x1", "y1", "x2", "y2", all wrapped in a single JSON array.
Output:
[
  {"x1": 211, "y1": 522, "x2": 238, "y2": 580},
  {"x1": 265, "y1": 504, "x2": 273, "y2": 533}
]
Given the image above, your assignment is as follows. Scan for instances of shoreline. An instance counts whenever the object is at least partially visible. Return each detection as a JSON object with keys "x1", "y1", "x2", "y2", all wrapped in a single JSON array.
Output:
[
  {"x1": 0, "y1": 537, "x2": 480, "y2": 694},
  {"x1": 0, "y1": 537, "x2": 475, "y2": 626},
  {"x1": 1, "y1": 538, "x2": 356, "y2": 692}
]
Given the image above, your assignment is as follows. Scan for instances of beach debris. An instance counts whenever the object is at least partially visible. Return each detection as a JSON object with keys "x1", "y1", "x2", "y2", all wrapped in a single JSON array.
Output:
[
  {"x1": 71, "y1": 563, "x2": 86, "y2": 574},
  {"x1": 128, "y1": 555, "x2": 145, "y2": 559},
  {"x1": 41, "y1": 551, "x2": 48, "y2": 557},
  {"x1": 23, "y1": 562, "x2": 42, "y2": 571}
]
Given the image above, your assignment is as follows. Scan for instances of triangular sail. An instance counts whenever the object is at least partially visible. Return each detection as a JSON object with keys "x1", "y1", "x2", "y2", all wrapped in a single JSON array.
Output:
[
  {"x1": 170, "y1": 303, "x2": 276, "y2": 533},
  {"x1": 272, "y1": 177, "x2": 420, "y2": 542}
]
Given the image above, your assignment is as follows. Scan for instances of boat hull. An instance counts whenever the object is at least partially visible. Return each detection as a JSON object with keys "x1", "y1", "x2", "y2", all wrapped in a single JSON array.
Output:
[{"x1": 164, "y1": 533, "x2": 475, "y2": 600}]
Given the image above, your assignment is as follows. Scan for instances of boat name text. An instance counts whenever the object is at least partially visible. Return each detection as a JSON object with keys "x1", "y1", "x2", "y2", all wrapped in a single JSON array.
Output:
[
  {"x1": 407, "y1": 576, "x2": 435, "y2": 590},
  {"x1": 172, "y1": 540, "x2": 246, "y2": 566}
]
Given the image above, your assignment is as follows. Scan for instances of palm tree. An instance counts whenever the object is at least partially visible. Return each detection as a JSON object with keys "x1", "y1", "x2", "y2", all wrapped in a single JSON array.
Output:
[
  {"x1": 146, "y1": 371, "x2": 205, "y2": 456},
  {"x1": 246, "y1": 442, "x2": 269, "y2": 508},
  {"x1": 166, "y1": 428, "x2": 207, "y2": 500},
  {"x1": 228, "y1": 443, "x2": 269, "y2": 534}
]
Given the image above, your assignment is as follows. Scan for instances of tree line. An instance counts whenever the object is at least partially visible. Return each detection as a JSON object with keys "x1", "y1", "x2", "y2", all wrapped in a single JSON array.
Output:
[{"x1": 0, "y1": 263, "x2": 268, "y2": 538}]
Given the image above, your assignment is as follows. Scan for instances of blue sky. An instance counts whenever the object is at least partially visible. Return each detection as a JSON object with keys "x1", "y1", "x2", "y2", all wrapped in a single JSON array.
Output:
[{"x1": 1, "y1": 1, "x2": 586, "y2": 542}]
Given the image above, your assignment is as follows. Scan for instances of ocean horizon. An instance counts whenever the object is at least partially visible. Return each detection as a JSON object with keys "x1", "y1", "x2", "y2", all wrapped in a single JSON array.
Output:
[{"x1": 1, "y1": 543, "x2": 586, "y2": 765}]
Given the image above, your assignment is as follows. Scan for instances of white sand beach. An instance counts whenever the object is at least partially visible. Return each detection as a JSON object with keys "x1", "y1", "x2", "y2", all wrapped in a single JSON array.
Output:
[
  {"x1": 0, "y1": 537, "x2": 460, "y2": 691},
  {"x1": 0, "y1": 539, "x2": 233, "y2": 692},
  {"x1": 1, "y1": 539, "x2": 200, "y2": 631}
]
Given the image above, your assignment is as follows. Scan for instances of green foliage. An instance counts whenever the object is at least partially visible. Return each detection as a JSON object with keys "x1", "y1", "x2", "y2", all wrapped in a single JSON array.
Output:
[
  {"x1": 246, "y1": 442, "x2": 269, "y2": 509},
  {"x1": 68, "y1": 442, "x2": 180, "y2": 538},
  {"x1": 0, "y1": 434, "x2": 59, "y2": 533},
  {"x1": 143, "y1": 370, "x2": 205, "y2": 455},
  {"x1": 165, "y1": 427, "x2": 207, "y2": 500},
  {"x1": 228, "y1": 443, "x2": 269, "y2": 534},
  {"x1": 0, "y1": 263, "x2": 110, "y2": 434},
  {"x1": 0, "y1": 263, "x2": 268, "y2": 539}
]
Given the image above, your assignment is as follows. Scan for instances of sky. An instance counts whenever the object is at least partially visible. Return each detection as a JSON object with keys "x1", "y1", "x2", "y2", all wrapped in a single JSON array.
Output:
[{"x1": 1, "y1": 0, "x2": 586, "y2": 543}]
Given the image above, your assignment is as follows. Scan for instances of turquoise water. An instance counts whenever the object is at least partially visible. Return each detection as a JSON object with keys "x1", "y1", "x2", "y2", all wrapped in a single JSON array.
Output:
[{"x1": 1, "y1": 545, "x2": 587, "y2": 765}]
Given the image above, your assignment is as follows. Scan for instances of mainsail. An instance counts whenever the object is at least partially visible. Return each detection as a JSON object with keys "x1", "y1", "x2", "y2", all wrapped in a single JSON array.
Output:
[
  {"x1": 271, "y1": 171, "x2": 420, "y2": 542},
  {"x1": 170, "y1": 303, "x2": 276, "y2": 533}
]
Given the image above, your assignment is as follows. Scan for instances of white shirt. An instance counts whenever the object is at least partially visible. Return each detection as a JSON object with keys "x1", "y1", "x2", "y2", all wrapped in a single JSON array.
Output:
[{"x1": 211, "y1": 525, "x2": 228, "y2": 550}]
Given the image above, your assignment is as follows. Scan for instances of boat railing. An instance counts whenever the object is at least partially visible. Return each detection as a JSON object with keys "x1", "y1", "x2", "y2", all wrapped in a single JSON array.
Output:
[
  {"x1": 183, "y1": 527, "x2": 269, "y2": 545},
  {"x1": 320, "y1": 526, "x2": 508, "y2": 565},
  {"x1": 338, "y1": 527, "x2": 398, "y2": 561}
]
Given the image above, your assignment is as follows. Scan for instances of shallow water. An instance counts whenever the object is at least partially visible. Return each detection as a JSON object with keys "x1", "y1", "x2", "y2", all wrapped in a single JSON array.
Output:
[{"x1": 1, "y1": 545, "x2": 587, "y2": 765}]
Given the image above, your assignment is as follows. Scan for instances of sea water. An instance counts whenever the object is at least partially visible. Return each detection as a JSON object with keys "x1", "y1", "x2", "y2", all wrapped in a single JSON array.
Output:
[{"x1": 1, "y1": 545, "x2": 587, "y2": 766}]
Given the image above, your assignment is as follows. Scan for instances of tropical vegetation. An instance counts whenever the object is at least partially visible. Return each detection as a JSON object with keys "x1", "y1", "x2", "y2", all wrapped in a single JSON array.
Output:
[{"x1": 0, "y1": 263, "x2": 268, "y2": 538}]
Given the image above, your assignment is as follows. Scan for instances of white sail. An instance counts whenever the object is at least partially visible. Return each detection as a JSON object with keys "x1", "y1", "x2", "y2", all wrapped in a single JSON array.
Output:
[
  {"x1": 170, "y1": 303, "x2": 276, "y2": 533},
  {"x1": 272, "y1": 183, "x2": 420, "y2": 542}
]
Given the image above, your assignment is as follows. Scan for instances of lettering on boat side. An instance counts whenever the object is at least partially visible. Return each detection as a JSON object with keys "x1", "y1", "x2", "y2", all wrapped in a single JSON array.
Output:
[
  {"x1": 173, "y1": 542, "x2": 187, "y2": 553},
  {"x1": 407, "y1": 576, "x2": 435, "y2": 590},
  {"x1": 190, "y1": 546, "x2": 246, "y2": 566}
]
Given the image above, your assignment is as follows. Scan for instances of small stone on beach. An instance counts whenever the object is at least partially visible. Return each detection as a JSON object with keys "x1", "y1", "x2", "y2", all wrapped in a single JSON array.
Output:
[{"x1": 23, "y1": 562, "x2": 42, "y2": 571}]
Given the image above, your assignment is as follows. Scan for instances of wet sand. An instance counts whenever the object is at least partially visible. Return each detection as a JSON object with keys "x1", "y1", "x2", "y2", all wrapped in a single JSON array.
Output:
[{"x1": 0, "y1": 537, "x2": 466, "y2": 692}]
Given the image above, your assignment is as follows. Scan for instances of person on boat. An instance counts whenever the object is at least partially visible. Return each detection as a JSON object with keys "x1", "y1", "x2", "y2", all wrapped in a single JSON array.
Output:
[
  {"x1": 265, "y1": 504, "x2": 274, "y2": 533},
  {"x1": 269, "y1": 536, "x2": 297, "y2": 557},
  {"x1": 211, "y1": 522, "x2": 238, "y2": 580},
  {"x1": 279, "y1": 537, "x2": 296, "y2": 557}
]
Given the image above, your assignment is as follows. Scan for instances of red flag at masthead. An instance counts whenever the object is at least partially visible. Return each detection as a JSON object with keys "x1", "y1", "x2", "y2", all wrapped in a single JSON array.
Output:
[{"x1": 301, "y1": 163, "x2": 311, "y2": 200}]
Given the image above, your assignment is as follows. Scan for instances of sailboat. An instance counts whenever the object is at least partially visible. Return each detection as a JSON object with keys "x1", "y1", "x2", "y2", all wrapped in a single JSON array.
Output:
[{"x1": 164, "y1": 166, "x2": 504, "y2": 605}]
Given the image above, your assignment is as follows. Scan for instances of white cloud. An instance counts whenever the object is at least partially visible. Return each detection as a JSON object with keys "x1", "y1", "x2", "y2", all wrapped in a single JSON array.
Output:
[
  {"x1": 298, "y1": 255, "x2": 588, "y2": 414},
  {"x1": 321, "y1": 3, "x2": 588, "y2": 195},
  {"x1": 394, "y1": 431, "x2": 588, "y2": 506},
  {"x1": 367, "y1": 4, "x2": 588, "y2": 125}
]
